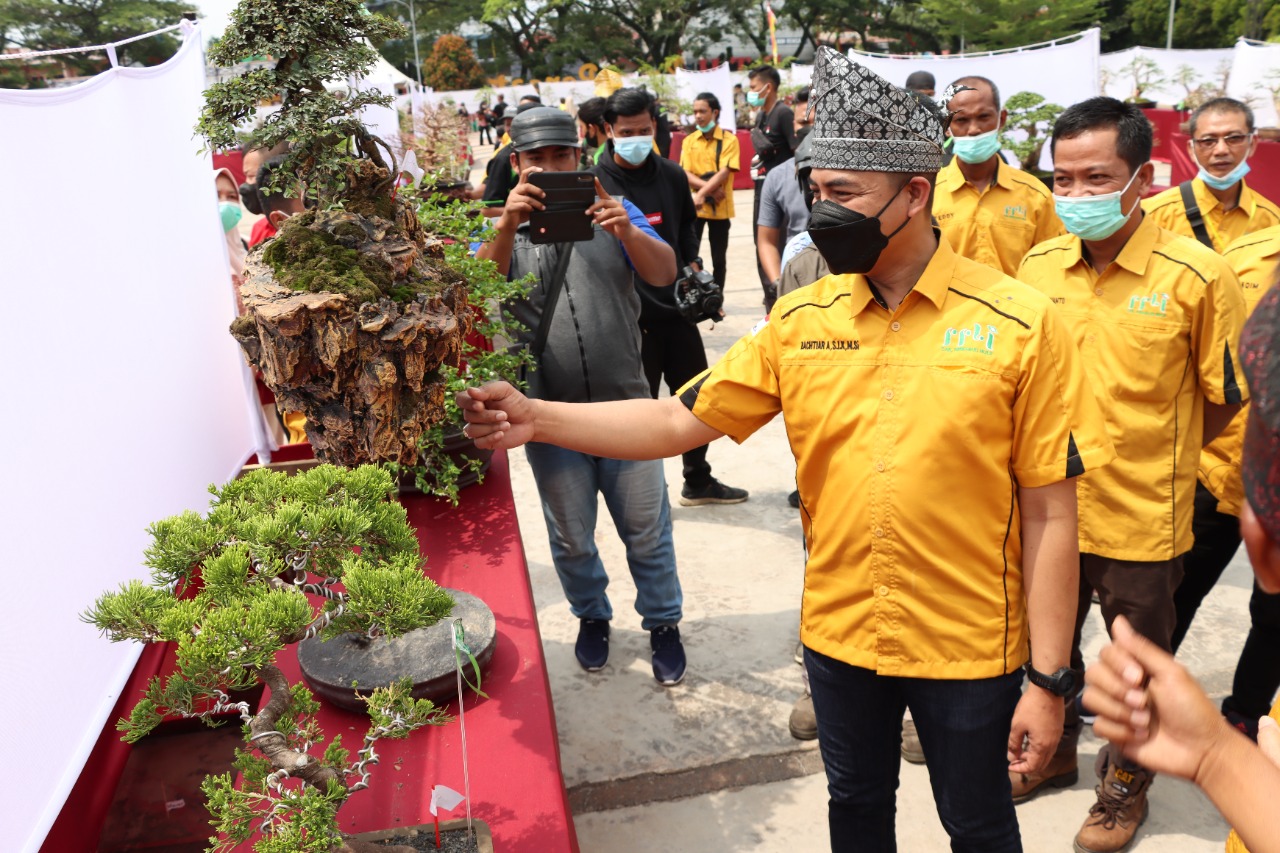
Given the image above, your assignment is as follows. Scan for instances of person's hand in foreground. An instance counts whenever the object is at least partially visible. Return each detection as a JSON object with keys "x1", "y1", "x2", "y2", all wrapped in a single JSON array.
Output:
[
  {"x1": 457, "y1": 382, "x2": 532, "y2": 450},
  {"x1": 1084, "y1": 615, "x2": 1280, "y2": 853}
]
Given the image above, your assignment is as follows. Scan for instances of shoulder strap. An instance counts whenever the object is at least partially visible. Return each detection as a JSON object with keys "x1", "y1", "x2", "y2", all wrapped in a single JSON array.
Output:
[
  {"x1": 1180, "y1": 181, "x2": 1214, "y2": 249},
  {"x1": 530, "y1": 243, "x2": 576, "y2": 358},
  {"x1": 714, "y1": 136, "x2": 723, "y2": 171}
]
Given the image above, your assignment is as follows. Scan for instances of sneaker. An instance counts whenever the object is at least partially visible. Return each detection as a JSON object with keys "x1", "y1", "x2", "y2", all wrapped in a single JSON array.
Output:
[
  {"x1": 789, "y1": 692, "x2": 818, "y2": 740},
  {"x1": 788, "y1": 489, "x2": 800, "y2": 508},
  {"x1": 650, "y1": 624, "x2": 686, "y2": 686},
  {"x1": 901, "y1": 717, "x2": 925, "y2": 764},
  {"x1": 574, "y1": 619, "x2": 610, "y2": 672},
  {"x1": 680, "y1": 478, "x2": 749, "y2": 506},
  {"x1": 1073, "y1": 745, "x2": 1152, "y2": 853}
]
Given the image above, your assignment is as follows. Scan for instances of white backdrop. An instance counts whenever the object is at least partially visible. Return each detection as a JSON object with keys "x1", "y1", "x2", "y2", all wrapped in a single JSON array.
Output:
[
  {"x1": 0, "y1": 23, "x2": 263, "y2": 852},
  {"x1": 675, "y1": 64, "x2": 737, "y2": 131},
  {"x1": 1100, "y1": 46, "x2": 1234, "y2": 105},
  {"x1": 1228, "y1": 38, "x2": 1280, "y2": 130}
]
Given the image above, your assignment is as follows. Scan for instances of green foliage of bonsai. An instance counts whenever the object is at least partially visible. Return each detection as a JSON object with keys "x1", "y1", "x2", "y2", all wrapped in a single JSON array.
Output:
[
  {"x1": 999, "y1": 91, "x2": 1064, "y2": 174},
  {"x1": 197, "y1": 0, "x2": 406, "y2": 205},
  {"x1": 84, "y1": 465, "x2": 454, "y2": 851}
]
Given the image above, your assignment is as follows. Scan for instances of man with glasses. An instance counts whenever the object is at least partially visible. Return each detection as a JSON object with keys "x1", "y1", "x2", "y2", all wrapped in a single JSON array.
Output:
[{"x1": 1144, "y1": 98, "x2": 1280, "y2": 253}]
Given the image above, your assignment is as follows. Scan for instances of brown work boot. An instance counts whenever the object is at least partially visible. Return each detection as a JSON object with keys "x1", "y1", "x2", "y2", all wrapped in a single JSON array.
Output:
[
  {"x1": 901, "y1": 716, "x2": 925, "y2": 764},
  {"x1": 1010, "y1": 711, "x2": 1081, "y2": 803},
  {"x1": 1073, "y1": 745, "x2": 1152, "y2": 853},
  {"x1": 789, "y1": 691, "x2": 817, "y2": 740}
]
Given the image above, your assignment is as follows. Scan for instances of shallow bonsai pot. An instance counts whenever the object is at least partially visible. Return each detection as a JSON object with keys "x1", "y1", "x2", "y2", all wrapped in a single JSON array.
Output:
[{"x1": 350, "y1": 817, "x2": 494, "y2": 852}]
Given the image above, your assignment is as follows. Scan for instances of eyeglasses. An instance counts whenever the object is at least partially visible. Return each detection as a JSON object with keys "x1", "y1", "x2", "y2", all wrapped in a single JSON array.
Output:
[{"x1": 1191, "y1": 133, "x2": 1253, "y2": 151}]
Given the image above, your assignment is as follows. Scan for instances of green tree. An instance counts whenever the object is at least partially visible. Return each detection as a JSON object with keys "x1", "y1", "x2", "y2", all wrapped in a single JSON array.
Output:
[
  {"x1": 921, "y1": 0, "x2": 1102, "y2": 52},
  {"x1": 1128, "y1": 0, "x2": 1229, "y2": 48},
  {"x1": 364, "y1": 0, "x2": 472, "y2": 82},
  {"x1": 0, "y1": 0, "x2": 195, "y2": 75},
  {"x1": 422, "y1": 33, "x2": 487, "y2": 89},
  {"x1": 1213, "y1": 0, "x2": 1280, "y2": 41},
  {"x1": 481, "y1": 0, "x2": 633, "y2": 79}
]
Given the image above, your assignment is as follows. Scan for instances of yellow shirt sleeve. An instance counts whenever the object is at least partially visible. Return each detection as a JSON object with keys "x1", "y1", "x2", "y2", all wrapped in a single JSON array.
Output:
[
  {"x1": 1190, "y1": 255, "x2": 1249, "y2": 406},
  {"x1": 1011, "y1": 303, "x2": 1116, "y2": 487},
  {"x1": 677, "y1": 319, "x2": 781, "y2": 444},
  {"x1": 722, "y1": 132, "x2": 741, "y2": 173}
]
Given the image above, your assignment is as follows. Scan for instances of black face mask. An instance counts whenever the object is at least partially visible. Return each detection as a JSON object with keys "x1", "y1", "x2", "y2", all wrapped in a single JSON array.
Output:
[
  {"x1": 239, "y1": 182, "x2": 263, "y2": 216},
  {"x1": 806, "y1": 179, "x2": 912, "y2": 275}
]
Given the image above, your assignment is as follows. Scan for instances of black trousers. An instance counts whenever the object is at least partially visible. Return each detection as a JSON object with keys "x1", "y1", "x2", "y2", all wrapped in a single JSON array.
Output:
[
  {"x1": 640, "y1": 316, "x2": 712, "y2": 488},
  {"x1": 753, "y1": 176, "x2": 776, "y2": 312},
  {"x1": 478, "y1": 124, "x2": 493, "y2": 145},
  {"x1": 692, "y1": 217, "x2": 731, "y2": 292},
  {"x1": 1172, "y1": 481, "x2": 1280, "y2": 718}
]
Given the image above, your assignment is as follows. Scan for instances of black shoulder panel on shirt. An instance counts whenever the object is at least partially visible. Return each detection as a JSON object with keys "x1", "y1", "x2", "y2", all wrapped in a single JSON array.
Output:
[
  {"x1": 779, "y1": 290, "x2": 850, "y2": 321},
  {"x1": 1066, "y1": 432, "x2": 1084, "y2": 478},
  {"x1": 1022, "y1": 244, "x2": 1073, "y2": 263},
  {"x1": 1151, "y1": 250, "x2": 1209, "y2": 285},
  {"x1": 1223, "y1": 341, "x2": 1243, "y2": 405},
  {"x1": 946, "y1": 288, "x2": 1032, "y2": 329},
  {"x1": 679, "y1": 375, "x2": 708, "y2": 411}
]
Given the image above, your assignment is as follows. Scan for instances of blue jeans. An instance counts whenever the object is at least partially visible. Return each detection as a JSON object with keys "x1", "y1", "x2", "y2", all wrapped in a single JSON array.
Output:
[
  {"x1": 805, "y1": 647, "x2": 1024, "y2": 853},
  {"x1": 524, "y1": 442, "x2": 681, "y2": 630}
]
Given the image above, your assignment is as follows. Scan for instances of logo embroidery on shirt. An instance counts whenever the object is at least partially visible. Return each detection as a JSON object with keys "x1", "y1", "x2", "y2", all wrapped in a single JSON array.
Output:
[
  {"x1": 1003, "y1": 205, "x2": 1027, "y2": 220},
  {"x1": 799, "y1": 339, "x2": 860, "y2": 350},
  {"x1": 646, "y1": 212, "x2": 663, "y2": 225},
  {"x1": 942, "y1": 324, "x2": 999, "y2": 354},
  {"x1": 1126, "y1": 292, "x2": 1170, "y2": 316}
]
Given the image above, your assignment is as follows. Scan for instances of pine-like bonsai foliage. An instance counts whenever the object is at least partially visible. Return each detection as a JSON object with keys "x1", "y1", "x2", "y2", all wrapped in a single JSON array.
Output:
[
  {"x1": 84, "y1": 465, "x2": 455, "y2": 852},
  {"x1": 197, "y1": 0, "x2": 406, "y2": 204}
]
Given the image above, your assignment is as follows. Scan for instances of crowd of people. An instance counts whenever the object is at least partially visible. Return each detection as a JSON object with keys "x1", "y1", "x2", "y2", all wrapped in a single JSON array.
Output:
[{"x1": 216, "y1": 48, "x2": 1280, "y2": 853}]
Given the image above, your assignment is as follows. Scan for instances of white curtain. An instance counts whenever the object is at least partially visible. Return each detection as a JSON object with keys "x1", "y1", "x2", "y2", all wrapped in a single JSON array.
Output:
[
  {"x1": 675, "y1": 64, "x2": 737, "y2": 132},
  {"x1": 1100, "y1": 46, "x2": 1234, "y2": 105},
  {"x1": 1228, "y1": 38, "x2": 1280, "y2": 130},
  {"x1": 0, "y1": 24, "x2": 263, "y2": 852}
]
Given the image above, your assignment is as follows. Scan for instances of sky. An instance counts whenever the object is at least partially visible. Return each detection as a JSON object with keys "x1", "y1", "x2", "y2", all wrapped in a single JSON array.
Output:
[{"x1": 194, "y1": 0, "x2": 239, "y2": 42}]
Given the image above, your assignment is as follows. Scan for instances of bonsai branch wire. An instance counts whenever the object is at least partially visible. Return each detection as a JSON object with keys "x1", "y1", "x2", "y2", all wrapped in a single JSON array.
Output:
[
  {"x1": 183, "y1": 690, "x2": 252, "y2": 725},
  {"x1": 251, "y1": 664, "x2": 346, "y2": 795}
]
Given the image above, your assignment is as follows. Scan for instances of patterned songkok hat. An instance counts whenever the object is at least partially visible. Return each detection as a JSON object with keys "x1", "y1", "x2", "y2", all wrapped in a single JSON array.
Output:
[
  {"x1": 1242, "y1": 283, "x2": 1280, "y2": 544},
  {"x1": 808, "y1": 46, "x2": 946, "y2": 173}
]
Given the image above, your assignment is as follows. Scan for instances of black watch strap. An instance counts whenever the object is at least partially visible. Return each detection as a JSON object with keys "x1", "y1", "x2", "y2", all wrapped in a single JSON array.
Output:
[{"x1": 1024, "y1": 664, "x2": 1080, "y2": 698}]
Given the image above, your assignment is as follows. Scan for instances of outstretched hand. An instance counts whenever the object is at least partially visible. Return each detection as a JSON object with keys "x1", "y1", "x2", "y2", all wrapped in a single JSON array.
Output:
[{"x1": 456, "y1": 381, "x2": 537, "y2": 450}]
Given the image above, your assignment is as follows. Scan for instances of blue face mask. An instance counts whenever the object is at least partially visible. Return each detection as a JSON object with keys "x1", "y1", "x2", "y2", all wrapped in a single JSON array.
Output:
[
  {"x1": 951, "y1": 128, "x2": 1003, "y2": 165},
  {"x1": 697, "y1": 120, "x2": 718, "y2": 134},
  {"x1": 1198, "y1": 159, "x2": 1250, "y2": 191},
  {"x1": 219, "y1": 201, "x2": 243, "y2": 233},
  {"x1": 613, "y1": 136, "x2": 653, "y2": 166},
  {"x1": 1054, "y1": 170, "x2": 1141, "y2": 242},
  {"x1": 746, "y1": 90, "x2": 765, "y2": 107}
]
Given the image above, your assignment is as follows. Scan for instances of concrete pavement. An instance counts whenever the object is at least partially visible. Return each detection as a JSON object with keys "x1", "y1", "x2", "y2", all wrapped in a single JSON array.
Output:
[{"x1": 466, "y1": 140, "x2": 1252, "y2": 853}]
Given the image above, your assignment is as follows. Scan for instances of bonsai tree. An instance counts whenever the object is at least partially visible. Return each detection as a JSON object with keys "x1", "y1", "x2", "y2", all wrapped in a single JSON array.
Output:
[
  {"x1": 1122, "y1": 55, "x2": 1166, "y2": 104},
  {"x1": 84, "y1": 465, "x2": 455, "y2": 853},
  {"x1": 199, "y1": 0, "x2": 471, "y2": 467},
  {"x1": 999, "y1": 91, "x2": 1064, "y2": 174}
]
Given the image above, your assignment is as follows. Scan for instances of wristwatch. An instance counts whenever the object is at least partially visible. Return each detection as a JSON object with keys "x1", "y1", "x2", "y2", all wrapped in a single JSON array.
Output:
[{"x1": 1024, "y1": 664, "x2": 1081, "y2": 698}]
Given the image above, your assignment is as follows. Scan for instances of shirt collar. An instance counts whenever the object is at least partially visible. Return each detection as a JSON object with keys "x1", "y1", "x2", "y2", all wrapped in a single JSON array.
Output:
[
  {"x1": 1059, "y1": 212, "x2": 1159, "y2": 274},
  {"x1": 846, "y1": 230, "x2": 954, "y2": 317},
  {"x1": 938, "y1": 156, "x2": 1006, "y2": 193},
  {"x1": 1194, "y1": 175, "x2": 1259, "y2": 216}
]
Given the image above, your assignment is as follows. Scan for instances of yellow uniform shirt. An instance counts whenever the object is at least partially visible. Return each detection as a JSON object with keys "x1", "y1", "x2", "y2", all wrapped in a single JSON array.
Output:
[
  {"x1": 1200, "y1": 226, "x2": 1280, "y2": 516},
  {"x1": 934, "y1": 158, "x2": 1064, "y2": 276},
  {"x1": 1019, "y1": 216, "x2": 1248, "y2": 561},
  {"x1": 678, "y1": 126, "x2": 740, "y2": 221},
  {"x1": 1142, "y1": 177, "x2": 1280, "y2": 254},
  {"x1": 678, "y1": 236, "x2": 1114, "y2": 678},
  {"x1": 1225, "y1": 697, "x2": 1280, "y2": 853}
]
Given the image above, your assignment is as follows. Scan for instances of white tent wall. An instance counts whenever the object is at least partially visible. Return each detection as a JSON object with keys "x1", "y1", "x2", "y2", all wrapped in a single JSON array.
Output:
[
  {"x1": 0, "y1": 24, "x2": 261, "y2": 852},
  {"x1": 1100, "y1": 46, "x2": 1234, "y2": 106},
  {"x1": 538, "y1": 79, "x2": 596, "y2": 109},
  {"x1": 1228, "y1": 38, "x2": 1280, "y2": 130},
  {"x1": 675, "y1": 64, "x2": 736, "y2": 131}
]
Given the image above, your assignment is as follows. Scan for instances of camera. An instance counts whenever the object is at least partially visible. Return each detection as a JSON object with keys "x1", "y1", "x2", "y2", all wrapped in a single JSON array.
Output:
[{"x1": 674, "y1": 260, "x2": 723, "y2": 323}]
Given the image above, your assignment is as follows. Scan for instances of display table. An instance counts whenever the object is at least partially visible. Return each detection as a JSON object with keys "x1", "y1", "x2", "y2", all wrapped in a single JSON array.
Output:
[
  {"x1": 43, "y1": 448, "x2": 579, "y2": 853},
  {"x1": 1168, "y1": 132, "x2": 1280, "y2": 207}
]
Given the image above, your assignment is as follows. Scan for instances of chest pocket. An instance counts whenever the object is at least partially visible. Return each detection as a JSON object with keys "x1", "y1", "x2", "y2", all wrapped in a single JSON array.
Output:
[{"x1": 1108, "y1": 320, "x2": 1186, "y2": 403}]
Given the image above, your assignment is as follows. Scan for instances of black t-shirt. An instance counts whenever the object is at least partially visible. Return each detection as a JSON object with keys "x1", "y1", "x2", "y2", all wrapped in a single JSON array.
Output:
[
  {"x1": 492, "y1": 101, "x2": 507, "y2": 119},
  {"x1": 482, "y1": 144, "x2": 517, "y2": 206},
  {"x1": 754, "y1": 102, "x2": 797, "y2": 173}
]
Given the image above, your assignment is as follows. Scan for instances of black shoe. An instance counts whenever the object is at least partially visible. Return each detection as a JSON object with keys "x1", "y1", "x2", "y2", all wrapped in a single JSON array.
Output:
[
  {"x1": 680, "y1": 478, "x2": 749, "y2": 506},
  {"x1": 575, "y1": 619, "x2": 610, "y2": 672},
  {"x1": 650, "y1": 624, "x2": 686, "y2": 686},
  {"x1": 788, "y1": 489, "x2": 800, "y2": 508}
]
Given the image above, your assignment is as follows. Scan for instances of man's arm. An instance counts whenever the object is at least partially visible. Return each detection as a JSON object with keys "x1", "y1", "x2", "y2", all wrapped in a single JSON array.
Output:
[
  {"x1": 594, "y1": 188, "x2": 676, "y2": 286},
  {"x1": 1204, "y1": 401, "x2": 1242, "y2": 446},
  {"x1": 476, "y1": 164, "x2": 544, "y2": 276},
  {"x1": 1008, "y1": 477, "x2": 1079, "y2": 774},
  {"x1": 458, "y1": 381, "x2": 723, "y2": 458},
  {"x1": 758, "y1": 224, "x2": 784, "y2": 283}
]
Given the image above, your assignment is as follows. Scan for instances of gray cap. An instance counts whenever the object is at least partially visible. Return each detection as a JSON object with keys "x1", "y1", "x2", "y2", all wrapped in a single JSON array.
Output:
[{"x1": 509, "y1": 106, "x2": 582, "y2": 153}]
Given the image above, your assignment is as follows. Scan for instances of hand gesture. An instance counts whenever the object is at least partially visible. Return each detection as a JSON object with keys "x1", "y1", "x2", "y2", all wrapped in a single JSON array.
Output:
[
  {"x1": 1008, "y1": 682, "x2": 1065, "y2": 774},
  {"x1": 456, "y1": 382, "x2": 536, "y2": 450},
  {"x1": 587, "y1": 178, "x2": 636, "y2": 240},
  {"x1": 499, "y1": 166, "x2": 547, "y2": 230}
]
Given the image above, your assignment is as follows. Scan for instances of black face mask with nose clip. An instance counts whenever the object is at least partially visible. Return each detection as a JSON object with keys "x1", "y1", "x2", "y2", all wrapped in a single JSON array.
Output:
[
  {"x1": 238, "y1": 182, "x2": 263, "y2": 216},
  {"x1": 806, "y1": 179, "x2": 912, "y2": 275}
]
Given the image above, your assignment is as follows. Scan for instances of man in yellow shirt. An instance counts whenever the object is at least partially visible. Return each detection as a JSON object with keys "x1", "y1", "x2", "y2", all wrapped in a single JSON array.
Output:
[
  {"x1": 1170, "y1": 226, "x2": 1280, "y2": 742},
  {"x1": 458, "y1": 48, "x2": 1115, "y2": 852},
  {"x1": 934, "y1": 75, "x2": 1063, "y2": 276},
  {"x1": 1143, "y1": 98, "x2": 1280, "y2": 253},
  {"x1": 1015, "y1": 97, "x2": 1248, "y2": 853},
  {"x1": 679, "y1": 92, "x2": 739, "y2": 296}
]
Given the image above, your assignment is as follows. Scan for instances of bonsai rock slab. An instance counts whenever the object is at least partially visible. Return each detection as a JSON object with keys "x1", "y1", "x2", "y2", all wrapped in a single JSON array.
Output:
[{"x1": 298, "y1": 588, "x2": 495, "y2": 712}]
